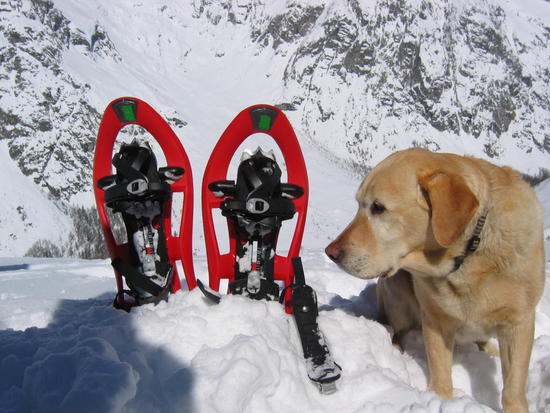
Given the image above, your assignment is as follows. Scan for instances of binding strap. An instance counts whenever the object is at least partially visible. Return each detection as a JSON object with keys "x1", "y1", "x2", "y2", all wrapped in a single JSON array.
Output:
[
  {"x1": 104, "y1": 150, "x2": 171, "y2": 206},
  {"x1": 112, "y1": 258, "x2": 171, "y2": 297},
  {"x1": 284, "y1": 257, "x2": 342, "y2": 393},
  {"x1": 221, "y1": 198, "x2": 295, "y2": 219},
  {"x1": 112, "y1": 150, "x2": 148, "y2": 182}
]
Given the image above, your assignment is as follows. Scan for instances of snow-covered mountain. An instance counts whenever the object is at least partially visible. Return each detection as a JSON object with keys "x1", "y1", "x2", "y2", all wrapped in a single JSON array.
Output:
[
  {"x1": 0, "y1": 0, "x2": 549, "y2": 255},
  {"x1": 281, "y1": 0, "x2": 550, "y2": 170}
]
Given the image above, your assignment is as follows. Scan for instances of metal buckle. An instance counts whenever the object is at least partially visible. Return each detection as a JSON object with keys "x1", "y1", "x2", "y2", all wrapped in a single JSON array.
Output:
[
  {"x1": 246, "y1": 270, "x2": 261, "y2": 294},
  {"x1": 126, "y1": 179, "x2": 148, "y2": 195},
  {"x1": 246, "y1": 197, "x2": 269, "y2": 214},
  {"x1": 467, "y1": 235, "x2": 480, "y2": 252}
]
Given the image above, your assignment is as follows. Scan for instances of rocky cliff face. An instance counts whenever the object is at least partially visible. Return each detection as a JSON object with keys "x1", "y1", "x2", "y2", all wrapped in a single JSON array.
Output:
[
  {"x1": 255, "y1": 0, "x2": 549, "y2": 171},
  {"x1": 4, "y1": 0, "x2": 549, "y2": 199},
  {"x1": 1, "y1": 0, "x2": 549, "y2": 256},
  {"x1": 0, "y1": 0, "x2": 119, "y2": 200}
]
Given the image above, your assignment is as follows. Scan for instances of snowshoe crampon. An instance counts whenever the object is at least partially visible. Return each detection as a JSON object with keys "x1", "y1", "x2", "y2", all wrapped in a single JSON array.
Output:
[{"x1": 93, "y1": 97, "x2": 196, "y2": 311}]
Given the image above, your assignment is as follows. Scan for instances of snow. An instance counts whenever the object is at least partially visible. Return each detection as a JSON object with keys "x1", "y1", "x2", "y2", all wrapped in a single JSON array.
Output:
[
  {"x1": 0, "y1": 143, "x2": 72, "y2": 257},
  {"x1": 1, "y1": 225, "x2": 549, "y2": 413}
]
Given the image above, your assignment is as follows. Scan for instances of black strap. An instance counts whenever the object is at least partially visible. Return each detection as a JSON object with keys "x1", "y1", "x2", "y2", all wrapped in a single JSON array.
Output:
[
  {"x1": 242, "y1": 162, "x2": 264, "y2": 195},
  {"x1": 288, "y1": 258, "x2": 341, "y2": 386},
  {"x1": 112, "y1": 257, "x2": 167, "y2": 297},
  {"x1": 288, "y1": 258, "x2": 322, "y2": 357},
  {"x1": 292, "y1": 256, "x2": 306, "y2": 285},
  {"x1": 221, "y1": 197, "x2": 295, "y2": 219},
  {"x1": 112, "y1": 152, "x2": 146, "y2": 182},
  {"x1": 104, "y1": 179, "x2": 171, "y2": 208},
  {"x1": 113, "y1": 285, "x2": 172, "y2": 312},
  {"x1": 452, "y1": 212, "x2": 488, "y2": 272},
  {"x1": 131, "y1": 148, "x2": 150, "y2": 173},
  {"x1": 105, "y1": 146, "x2": 172, "y2": 207}
]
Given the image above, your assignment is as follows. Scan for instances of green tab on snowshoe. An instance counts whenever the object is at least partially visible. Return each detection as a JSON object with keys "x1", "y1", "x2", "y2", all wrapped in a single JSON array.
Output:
[
  {"x1": 120, "y1": 104, "x2": 136, "y2": 122},
  {"x1": 112, "y1": 99, "x2": 138, "y2": 123},
  {"x1": 250, "y1": 106, "x2": 278, "y2": 131},
  {"x1": 258, "y1": 114, "x2": 272, "y2": 131}
]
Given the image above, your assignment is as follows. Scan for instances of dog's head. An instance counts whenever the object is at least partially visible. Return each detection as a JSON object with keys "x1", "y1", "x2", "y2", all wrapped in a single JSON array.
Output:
[{"x1": 325, "y1": 148, "x2": 479, "y2": 279}]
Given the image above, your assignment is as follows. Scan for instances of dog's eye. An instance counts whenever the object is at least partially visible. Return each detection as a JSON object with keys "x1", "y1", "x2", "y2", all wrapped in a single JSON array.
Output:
[{"x1": 370, "y1": 201, "x2": 386, "y2": 215}]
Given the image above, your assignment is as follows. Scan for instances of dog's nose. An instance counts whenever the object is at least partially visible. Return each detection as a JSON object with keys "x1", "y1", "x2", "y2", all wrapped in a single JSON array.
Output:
[{"x1": 325, "y1": 242, "x2": 343, "y2": 263}]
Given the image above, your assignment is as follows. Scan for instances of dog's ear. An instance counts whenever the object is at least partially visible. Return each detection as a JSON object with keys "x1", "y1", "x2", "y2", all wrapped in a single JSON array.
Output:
[{"x1": 418, "y1": 172, "x2": 479, "y2": 248}]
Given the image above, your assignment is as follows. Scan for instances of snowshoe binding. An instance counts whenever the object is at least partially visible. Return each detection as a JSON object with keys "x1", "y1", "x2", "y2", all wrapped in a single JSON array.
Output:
[
  {"x1": 201, "y1": 105, "x2": 308, "y2": 310},
  {"x1": 98, "y1": 141, "x2": 180, "y2": 310},
  {"x1": 209, "y1": 147, "x2": 303, "y2": 301}
]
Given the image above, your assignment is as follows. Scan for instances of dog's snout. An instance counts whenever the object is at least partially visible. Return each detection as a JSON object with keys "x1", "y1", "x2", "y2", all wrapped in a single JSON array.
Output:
[{"x1": 325, "y1": 242, "x2": 343, "y2": 263}]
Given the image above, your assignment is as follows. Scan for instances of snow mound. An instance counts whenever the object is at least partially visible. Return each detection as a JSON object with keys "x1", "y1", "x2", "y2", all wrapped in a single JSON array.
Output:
[
  {"x1": 1, "y1": 252, "x2": 549, "y2": 412},
  {"x1": 0, "y1": 289, "x2": 482, "y2": 413}
]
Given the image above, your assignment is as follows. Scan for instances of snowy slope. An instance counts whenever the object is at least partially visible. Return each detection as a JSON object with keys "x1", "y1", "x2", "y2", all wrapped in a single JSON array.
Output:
[
  {"x1": 0, "y1": 142, "x2": 71, "y2": 256},
  {"x1": 0, "y1": 181, "x2": 548, "y2": 413},
  {"x1": 1, "y1": 0, "x2": 549, "y2": 255}
]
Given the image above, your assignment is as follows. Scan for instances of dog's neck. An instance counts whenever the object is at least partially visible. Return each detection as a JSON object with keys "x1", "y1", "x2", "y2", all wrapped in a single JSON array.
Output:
[{"x1": 399, "y1": 210, "x2": 489, "y2": 279}]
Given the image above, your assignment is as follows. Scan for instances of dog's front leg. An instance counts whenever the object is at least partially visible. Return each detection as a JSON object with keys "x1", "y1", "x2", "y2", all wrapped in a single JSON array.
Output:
[
  {"x1": 497, "y1": 313, "x2": 534, "y2": 413},
  {"x1": 422, "y1": 311, "x2": 456, "y2": 399}
]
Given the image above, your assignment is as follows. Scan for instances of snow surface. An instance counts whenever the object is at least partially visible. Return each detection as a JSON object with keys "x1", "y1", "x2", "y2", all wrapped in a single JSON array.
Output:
[{"x1": 0, "y1": 178, "x2": 548, "y2": 413}]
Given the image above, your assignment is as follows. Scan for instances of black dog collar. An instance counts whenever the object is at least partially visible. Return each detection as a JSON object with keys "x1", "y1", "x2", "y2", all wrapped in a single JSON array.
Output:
[{"x1": 451, "y1": 212, "x2": 488, "y2": 273}]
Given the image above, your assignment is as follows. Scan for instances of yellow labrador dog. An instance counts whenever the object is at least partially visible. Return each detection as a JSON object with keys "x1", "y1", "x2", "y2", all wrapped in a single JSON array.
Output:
[{"x1": 325, "y1": 148, "x2": 545, "y2": 413}]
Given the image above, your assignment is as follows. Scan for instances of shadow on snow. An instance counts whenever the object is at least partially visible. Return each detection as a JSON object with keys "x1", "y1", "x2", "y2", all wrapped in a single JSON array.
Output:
[
  {"x1": 0, "y1": 264, "x2": 30, "y2": 272},
  {"x1": 0, "y1": 293, "x2": 194, "y2": 413}
]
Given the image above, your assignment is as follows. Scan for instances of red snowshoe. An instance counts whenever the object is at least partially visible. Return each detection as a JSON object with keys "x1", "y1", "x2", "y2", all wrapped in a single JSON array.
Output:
[
  {"x1": 201, "y1": 105, "x2": 308, "y2": 313},
  {"x1": 93, "y1": 97, "x2": 196, "y2": 311},
  {"x1": 200, "y1": 105, "x2": 341, "y2": 393}
]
